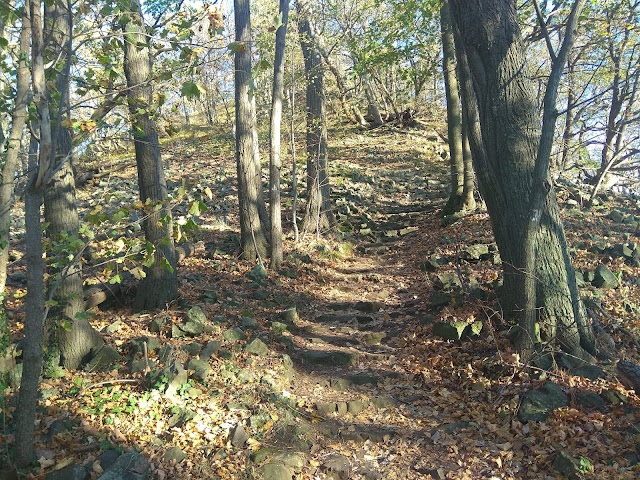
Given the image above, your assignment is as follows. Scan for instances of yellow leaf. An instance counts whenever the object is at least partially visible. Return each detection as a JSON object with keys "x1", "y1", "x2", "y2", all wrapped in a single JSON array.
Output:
[{"x1": 54, "y1": 457, "x2": 75, "y2": 471}]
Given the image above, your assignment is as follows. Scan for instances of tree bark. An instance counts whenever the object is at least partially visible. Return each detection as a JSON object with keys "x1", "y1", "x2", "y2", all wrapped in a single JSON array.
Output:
[
  {"x1": 0, "y1": 6, "x2": 30, "y2": 295},
  {"x1": 298, "y1": 4, "x2": 334, "y2": 235},
  {"x1": 450, "y1": 0, "x2": 595, "y2": 362},
  {"x1": 440, "y1": 0, "x2": 465, "y2": 215},
  {"x1": 15, "y1": 0, "x2": 47, "y2": 467},
  {"x1": 122, "y1": 0, "x2": 178, "y2": 310},
  {"x1": 269, "y1": 0, "x2": 290, "y2": 269},
  {"x1": 234, "y1": 0, "x2": 270, "y2": 261}
]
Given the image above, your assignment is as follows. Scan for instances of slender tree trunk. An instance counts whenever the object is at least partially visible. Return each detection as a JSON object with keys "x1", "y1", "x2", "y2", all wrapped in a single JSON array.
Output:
[
  {"x1": 451, "y1": 0, "x2": 595, "y2": 362},
  {"x1": 363, "y1": 75, "x2": 383, "y2": 126},
  {"x1": 15, "y1": 0, "x2": 47, "y2": 466},
  {"x1": 440, "y1": 0, "x2": 465, "y2": 215},
  {"x1": 288, "y1": 51, "x2": 299, "y2": 243},
  {"x1": 234, "y1": 0, "x2": 269, "y2": 260},
  {"x1": 0, "y1": 8, "x2": 30, "y2": 295},
  {"x1": 269, "y1": 0, "x2": 290, "y2": 269},
  {"x1": 122, "y1": 0, "x2": 178, "y2": 310},
  {"x1": 298, "y1": 4, "x2": 334, "y2": 234},
  {"x1": 461, "y1": 128, "x2": 476, "y2": 210}
]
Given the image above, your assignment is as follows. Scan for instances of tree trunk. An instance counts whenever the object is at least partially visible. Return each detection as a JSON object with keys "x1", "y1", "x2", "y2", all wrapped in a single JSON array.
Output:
[
  {"x1": 269, "y1": 0, "x2": 290, "y2": 269},
  {"x1": 440, "y1": 0, "x2": 465, "y2": 215},
  {"x1": 15, "y1": 0, "x2": 47, "y2": 467},
  {"x1": 450, "y1": 0, "x2": 595, "y2": 362},
  {"x1": 234, "y1": 0, "x2": 270, "y2": 261},
  {"x1": 298, "y1": 4, "x2": 334, "y2": 235},
  {"x1": 0, "y1": 7, "x2": 30, "y2": 295},
  {"x1": 122, "y1": 0, "x2": 178, "y2": 310}
]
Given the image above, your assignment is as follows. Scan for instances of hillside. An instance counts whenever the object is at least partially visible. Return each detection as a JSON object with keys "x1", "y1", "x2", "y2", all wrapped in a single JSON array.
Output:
[{"x1": 2, "y1": 123, "x2": 640, "y2": 480}]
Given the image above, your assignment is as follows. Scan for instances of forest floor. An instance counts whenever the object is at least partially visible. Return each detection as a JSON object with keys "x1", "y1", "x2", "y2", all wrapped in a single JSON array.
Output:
[{"x1": 2, "y1": 122, "x2": 640, "y2": 480}]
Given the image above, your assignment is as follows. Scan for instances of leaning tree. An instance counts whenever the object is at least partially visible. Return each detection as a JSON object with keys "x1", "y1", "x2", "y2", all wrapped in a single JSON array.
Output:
[{"x1": 450, "y1": 0, "x2": 597, "y2": 363}]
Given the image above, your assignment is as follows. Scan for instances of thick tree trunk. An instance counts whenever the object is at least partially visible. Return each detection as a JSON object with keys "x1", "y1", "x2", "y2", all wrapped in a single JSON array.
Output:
[
  {"x1": 440, "y1": 0, "x2": 465, "y2": 215},
  {"x1": 298, "y1": 5, "x2": 334, "y2": 235},
  {"x1": 122, "y1": 0, "x2": 178, "y2": 310},
  {"x1": 0, "y1": 8, "x2": 30, "y2": 295},
  {"x1": 234, "y1": 0, "x2": 270, "y2": 261},
  {"x1": 450, "y1": 0, "x2": 595, "y2": 361},
  {"x1": 269, "y1": 0, "x2": 290, "y2": 269}
]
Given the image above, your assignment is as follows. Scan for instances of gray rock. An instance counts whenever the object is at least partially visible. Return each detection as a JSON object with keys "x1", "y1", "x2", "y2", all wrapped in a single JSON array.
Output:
[
  {"x1": 237, "y1": 369, "x2": 254, "y2": 384},
  {"x1": 262, "y1": 463, "x2": 294, "y2": 480},
  {"x1": 46, "y1": 464, "x2": 89, "y2": 480},
  {"x1": 576, "y1": 392, "x2": 606, "y2": 411},
  {"x1": 280, "y1": 307, "x2": 298, "y2": 323},
  {"x1": 182, "y1": 342, "x2": 202, "y2": 356},
  {"x1": 104, "y1": 320, "x2": 125, "y2": 335},
  {"x1": 171, "y1": 324, "x2": 185, "y2": 339},
  {"x1": 86, "y1": 345, "x2": 121, "y2": 372},
  {"x1": 131, "y1": 336, "x2": 160, "y2": 354},
  {"x1": 148, "y1": 317, "x2": 166, "y2": 333},
  {"x1": 518, "y1": 382, "x2": 569, "y2": 422},
  {"x1": 248, "y1": 264, "x2": 268, "y2": 282},
  {"x1": 316, "y1": 314, "x2": 357, "y2": 323},
  {"x1": 432, "y1": 321, "x2": 468, "y2": 342},
  {"x1": 270, "y1": 321, "x2": 288, "y2": 334},
  {"x1": 592, "y1": 264, "x2": 619, "y2": 289},
  {"x1": 163, "y1": 446, "x2": 187, "y2": 463},
  {"x1": 572, "y1": 365, "x2": 606, "y2": 380},
  {"x1": 461, "y1": 244, "x2": 490, "y2": 261},
  {"x1": 180, "y1": 320, "x2": 204, "y2": 336},
  {"x1": 601, "y1": 389, "x2": 627, "y2": 405},
  {"x1": 249, "y1": 413, "x2": 271, "y2": 428},
  {"x1": 161, "y1": 359, "x2": 188, "y2": 398},
  {"x1": 330, "y1": 377, "x2": 352, "y2": 391},
  {"x1": 420, "y1": 256, "x2": 449, "y2": 272},
  {"x1": 187, "y1": 358, "x2": 211, "y2": 381},
  {"x1": 96, "y1": 451, "x2": 149, "y2": 480},
  {"x1": 242, "y1": 317, "x2": 258, "y2": 327},
  {"x1": 316, "y1": 402, "x2": 337, "y2": 416},
  {"x1": 95, "y1": 450, "x2": 120, "y2": 471},
  {"x1": 231, "y1": 423, "x2": 250, "y2": 447},
  {"x1": 361, "y1": 332, "x2": 386, "y2": 345},
  {"x1": 302, "y1": 350, "x2": 359, "y2": 366},
  {"x1": 347, "y1": 400, "x2": 368, "y2": 415},
  {"x1": 430, "y1": 292, "x2": 453, "y2": 309},
  {"x1": 200, "y1": 341, "x2": 221, "y2": 360},
  {"x1": 282, "y1": 354, "x2": 294, "y2": 370},
  {"x1": 157, "y1": 345, "x2": 175, "y2": 365},
  {"x1": 371, "y1": 395, "x2": 396, "y2": 409},
  {"x1": 168, "y1": 408, "x2": 196, "y2": 428},
  {"x1": 321, "y1": 454, "x2": 351, "y2": 480},
  {"x1": 254, "y1": 290, "x2": 270, "y2": 300},
  {"x1": 433, "y1": 272, "x2": 461, "y2": 290},
  {"x1": 222, "y1": 328, "x2": 245, "y2": 342},
  {"x1": 185, "y1": 306, "x2": 207, "y2": 324},
  {"x1": 349, "y1": 374, "x2": 377, "y2": 385},
  {"x1": 245, "y1": 338, "x2": 269, "y2": 356},
  {"x1": 552, "y1": 450, "x2": 589, "y2": 479}
]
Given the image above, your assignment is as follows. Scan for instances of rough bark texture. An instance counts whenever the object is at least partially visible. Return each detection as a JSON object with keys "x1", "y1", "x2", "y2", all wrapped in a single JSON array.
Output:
[
  {"x1": 234, "y1": 0, "x2": 269, "y2": 261},
  {"x1": 269, "y1": 0, "x2": 290, "y2": 269},
  {"x1": 440, "y1": 0, "x2": 465, "y2": 215},
  {"x1": 298, "y1": 5, "x2": 334, "y2": 234},
  {"x1": 15, "y1": 0, "x2": 46, "y2": 467},
  {"x1": 122, "y1": 0, "x2": 178, "y2": 310},
  {"x1": 0, "y1": 9, "x2": 30, "y2": 295},
  {"x1": 450, "y1": 0, "x2": 595, "y2": 360}
]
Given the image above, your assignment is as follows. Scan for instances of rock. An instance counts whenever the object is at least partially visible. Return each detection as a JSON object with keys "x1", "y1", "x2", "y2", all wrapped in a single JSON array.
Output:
[
  {"x1": 254, "y1": 290, "x2": 270, "y2": 300},
  {"x1": 302, "y1": 350, "x2": 359, "y2": 366},
  {"x1": 103, "y1": 320, "x2": 125, "y2": 335},
  {"x1": 180, "y1": 320, "x2": 204, "y2": 336},
  {"x1": 249, "y1": 413, "x2": 271, "y2": 428},
  {"x1": 85, "y1": 345, "x2": 121, "y2": 372},
  {"x1": 592, "y1": 264, "x2": 619, "y2": 289},
  {"x1": 148, "y1": 317, "x2": 166, "y2": 333},
  {"x1": 182, "y1": 342, "x2": 202, "y2": 356},
  {"x1": 248, "y1": 264, "x2": 268, "y2": 282},
  {"x1": 46, "y1": 464, "x2": 89, "y2": 480},
  {"x1": 608, "y1": 209, "x2": 625, "y2": 223},
  {"x1": 96, "y1": 451, "x2": 149, "y2": 480},
  {"x1": 316, "y1": 402, "x2": 337, "y2": 416},
  {"x1": 371, "y1": 395, "x2": 396, "y2": 409},
  {"x1": 432, "y1": 321, "x2": 468, "y2": 342},
  {"x1": 187, "y1": 358, "x2": 211, "y2": 381},
  {"x1": 518, "y1": 382, "x2": 569, "y2": 422},
  {"x1": 282, "y1": 354, "x2": 294, "y2": 370},
  {"x1": 572, "y1": 365, "x2": 606, "y2": 380},
  {"x1": 353, "y1": 301, "x2": 384, "y2": 312},
  {"x1": 95, "y1": 450, "x2": 120, "y2": 471},
  {"x1": 237, "y1": 369, "x2": 254, "y2": 384},
  {"x1": 420, "y1": 256, "x2": 449, "y2": 272},
  {"x1": 361, "y1": 332, "x2": 386, "y2": 346},
  {"x1": 171, "y1": 324, "x2": 185, "y2": 339},
  {"x1": 8, "y1": 362, "x2": 22, "y2": 388},
  {"x1": 168, "y1": 408, "x2": 196, "y2": 428},
  {"x1": 231, "y1": 423, "x2": 250, "y2": 447},
  {"x1": 576, "y1": 392, "x2": 606, "y2": 411},
  {"x1": 430, "y1": 292, "x2": 453, "y2": 309},
  {"x1": 552, "y1": 450, "x2": 590, "y2": 479},
  {"x1": 321, "y1": 454, "x2": 351, "y2": 480},
  {"x1": 330, "y1": 377, "x2": 352, "y2": 391},
  {"x1": 349, "y1": 374, "x2": 377, "y2": 385},
  {"x1": 601, "y1": 389, "x2": 627, "y2": 405},
  {"x1": 460, "y1": 244, "x2": 490, "y2": 261},
  {"x1": 163, "y1": 446, "x2": 187, "y2": 463},
  {"x1": 159, "y1": 359, "x2": 187, "y2": 398},
  {"x1": 130, "y1": 336, "x2": 160, "y2": 354},
  {"x1": 347, "y1": 400, "x2": 368, "y2": 415},
  {"x1": 274, "y1": 451, "x2": 305, "y2": 469},
  {"x1": 262, "y1": 463, "x2": 294, "y2": 480},
  {"x1": 433, "y1": 272, "x2": 461, "y2": 290},
  {"x1": 222, "y1": 328, "x2": 245, "y2": 342},
  {"x1": 242, "y1": 317, "x2": 258, "y2": 328},
  {"x1": 270, "y1": 321, "x2": 288, "y2": 334},
  {"x1": 200, "y1": 341, "x2": 221, "y2": 360},
  {"x1": 157, "y1": 345, "x2": 175, "y2": 365},
  {"x1": 245, "y1": 338, "x2": 270, "y2": 356},
  {"x1": 44, "y1": 420, "x2": 68, "y2": 443},
  {"x1": 185, "y1": 306, "x2": 207, "y2": 324},
  {"x1": 616, "y1": 360, "x2": 640, "y2": 392},
  {"x1": 280, "y1": 307, "x2": 298, "y2": 323},
  {"x1": 316, "y1": 314, "x2": 357, "y2": 323}
]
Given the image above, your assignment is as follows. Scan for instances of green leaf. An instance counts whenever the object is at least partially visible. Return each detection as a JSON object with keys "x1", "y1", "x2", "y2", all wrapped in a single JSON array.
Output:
[
  {"x1": 60, "y1": 320, "x2": 73, "y2": 331},
  {"x1": 45, "y1": 299, "x2": 59, "y2": 308},
  {"x1": 159, "y1": 257, "x2": 174, "y2": 273},
  {"x1": 228, "y1": 41, "x2": 246, "y2": 54},
  {"x1": 181, "y1": 82, "x2": 201, "y2": 99},
  {"x1": 109, "y1": 274, "x2": 123, "y2": 284}
]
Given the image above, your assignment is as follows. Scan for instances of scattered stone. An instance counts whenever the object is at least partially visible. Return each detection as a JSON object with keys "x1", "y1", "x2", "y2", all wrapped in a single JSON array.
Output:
[
  {"x1": 103, "y1": 320, "x2": 125, "y2": 335},
  {"x1": 282, "y1": 354, "x2": 294, "y2": 370},
  {"x1": 159, "y1": 359, "x2": 188, "y2": 399},
  {"x1": 46, "y1": 464, "x2": 89, "y2": 480},
  {"x1": 460, "y1": 244, "x2": 490, "y2": 261},
  {"x1": 430, "y1": 292, "x2": 453, "y2": 309},
  {"x1": 518, "y1": 382, "x2": 569, "y2": 422},
  {"x1": 248, "y1": 264, "x2": 268, "y2": 282},
  {"x1": 274, "y1": 452, "x2": 305, "y2": 470},
  {"x1": 254, "y1": 290, "x2": 270, "y2": 300},
  {"x1": 420, "y1": 256, "x2": 449, "y2": 272},
  {"x1": 157, "y1": 345, "x2": 175, "y2": 365},
  {"x1": 270, "y1": 321, "x2": 289, "y2": 334},
  {"x1": 592, "y1": 264, "x2": 619, "y2": 289},
  {"x1": 361, "y1": 332, "x2": 386, "y2": 345},
  {"x1": 316, "y1": 402, "x2": 337, "y2": 416},
  {"x1": 262, "y1": 463, "x2": 294, "y2": 480},
  {"x1": 316, "y1": 314, "x2": 357, "y2": 323},
  {"x1": 222, "y1": 328, "x2": 245, "y2": 342},
  {"x1": 245, "y1": 338, "x2": 270, "y2": 356},
  {"x1": 242, "y1": 317, "x2": 258, "y2": 327},
  {"x1": 552, "y1": 450, "x2": 590, "y2": 479},
  {"x1": 96, "y1": 451, "x2": 149, "y2": 480},
  {"x1": 187, "y1": 358, "x2": 211, "y2": 381},
  {"x1": 432, "y1": 321, "x2": 468, "y2": 342},
  {"x1": 321, "y1": 454, "x2": 351, "y2": 480},
  {"x1": 168, "y1": 408, "x2": 196, "y2": 428},
  {"x1": 185, "y1": 306, "x2": 207, "y2": 324},
  {"x1": 163, "y1": 446, "x2": 187, "y2": 463},
  {"x1": 572, "y1": 365, "x2": 606, "y2": 380},
  {"x1": 347, "y1": 400, "x2": 368, "y2": 415},
  {"x1": 131, "y1": 336, "x2": 160, "y2": 354},
  {"x1": 433, "y1": 272, "x2": 461, "y2": 290},
  {"x1": 171, "y1": 324, "x2": 185, "y2": 339},
  {"x1": 280, "y1": 307, "x2": 298, "y2": 323},
  {"x1": 218, "y1": 349, "x2": 234, "y2": 360},
  {"x1": 182, "y1": 342, "x2": 202, "y2": 356},
  {"x1": 349, "y1": 374, "x2": 377, "y2": 385},
  {"x1": 85, "y1": 345, "x2": 121, "y2": 372},
  {"x1": 249, "y1": 413, "x2": 271, "y2": 429},
  {"x1": 371, "y1": 395, "x2": 396, "y2": 409},
  {"x1": 353, "y1": 301, "x2": 384, "y2": 312},
  {"x1": 330, "y1": 377, "x2": 352, "y2": 391},
  {"x1": 302, "y1": 350, "x2": 359, "y2": 366},
  {"x1": 237, "y1": 369, "x2": 254, "y2": 384},
  {"x1": 180, "y1": 320, "x2": 204, "y2": 336},
  {"x1": 601, "y1": 389, "x2": 627, "y2": 405},
  {"x1": 200, "y1": 341, "x2": 221, "y2": 360},
  {"x1": 336, "y1": 402, "x2": 348, "y2": 415},
  {"x1": 231, "y1": 423, "x2": 250, "y2": 447},
  {"x1": 95, "y1": 450, "x2": 120, "y2": 471},
  {"x1": 576, "y1": 392, "x2": 606, "y2": 411},
  {"x1": 44, "y1": 420, "x2": 68, "y2": 443}
]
